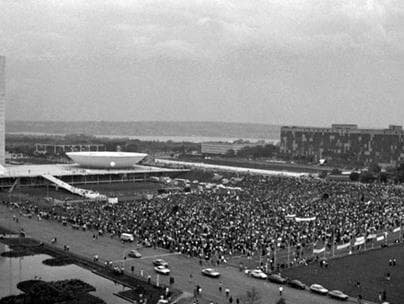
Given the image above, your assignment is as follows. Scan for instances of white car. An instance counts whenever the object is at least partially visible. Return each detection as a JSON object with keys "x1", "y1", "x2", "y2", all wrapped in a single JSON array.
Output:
[
  {"x1": 201, "y1": 268, "x2": 221, "y2": 278},
  {"x1": 245, "y1": 269, "x2": 268, "y2": 279},
  {"x1": 328, "y1": 290, "x2": 348, "y2": 300},
  {"x1": 310, "y1": 284, "x2": 328, "y2": 295},
  {"x1": 154, "y1": 265, "x2": 170, "y2": 275}
]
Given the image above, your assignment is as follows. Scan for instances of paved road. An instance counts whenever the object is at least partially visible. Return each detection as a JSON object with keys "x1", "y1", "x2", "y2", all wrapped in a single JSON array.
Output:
[
  {"x1": 0, "y1": 204, "x2": 352, "y2": 304},
  {"x1": 155, "y1": 159, "x2": 308, "y2": 177}
]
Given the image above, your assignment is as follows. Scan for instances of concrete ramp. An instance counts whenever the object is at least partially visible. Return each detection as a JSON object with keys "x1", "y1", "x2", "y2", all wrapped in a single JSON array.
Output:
[{"x1": 42, "y1": 174, "x2": 107, "y2": 200}]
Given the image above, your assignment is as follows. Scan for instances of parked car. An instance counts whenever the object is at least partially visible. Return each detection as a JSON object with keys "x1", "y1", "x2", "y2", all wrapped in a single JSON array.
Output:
[
  {"x1": 153, "y1": 259, "x2": 168, "y2": 267},
  {"x1": 310, "y1": 284, "x2": 328, "y2": 295},
  {"x1": 128, "y1": 249, "x2": 142, "y2": 258},
  {"x1": 268, "y1": 273, "x2": 287, "y2": 284},
  {"x1": 201, "y1": 268, "x2": 221, "y2": 278},
  {"x1": 288, "y1": 279, "x2": 306, "y2": 290},
  {"x1": 245, "y1": 269, "x2": 268, "y2": 280},
  {"x1": 328, "y1": 290, "x2": 348, "y2": 300},
  {"x1": 154, "y1": 265, "x2": 170, "y2": 275}
]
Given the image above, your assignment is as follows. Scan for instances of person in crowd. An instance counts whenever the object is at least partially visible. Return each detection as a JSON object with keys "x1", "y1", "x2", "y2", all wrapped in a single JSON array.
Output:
[{"x1": 3, "y1": 174, "x2": 404, "y2": 270}]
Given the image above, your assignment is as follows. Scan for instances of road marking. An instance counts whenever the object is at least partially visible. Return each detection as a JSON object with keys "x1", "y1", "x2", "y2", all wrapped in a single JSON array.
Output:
[{"x1": 141, "y1": 252, "x2": 181, "y2": 259}]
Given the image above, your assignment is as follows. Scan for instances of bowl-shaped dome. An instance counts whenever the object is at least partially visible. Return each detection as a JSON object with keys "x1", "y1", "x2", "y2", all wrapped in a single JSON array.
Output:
[{"x1": 66, "y1": 151, "x2": 148, "y2": 169}]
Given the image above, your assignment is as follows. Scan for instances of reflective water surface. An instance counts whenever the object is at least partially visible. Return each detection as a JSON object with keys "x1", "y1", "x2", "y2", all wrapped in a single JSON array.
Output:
[{"x1": 0, "y1": 243, "x2": 130, "y2": 304}]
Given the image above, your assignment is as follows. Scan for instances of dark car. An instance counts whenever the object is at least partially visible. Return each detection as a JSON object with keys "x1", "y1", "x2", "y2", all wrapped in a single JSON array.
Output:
[
  {"x1": 288, "y1": 279, "x2": 306, "y2": 290},
  {"x1": 268, "y1": 273, "x2": 287, "y2": 284},
  {"x1": 153, "y1": 259, "x2": 168, "y2": 267},
  {"x1": 128, "y1": 250, "x2": 142, "y2": 258}
]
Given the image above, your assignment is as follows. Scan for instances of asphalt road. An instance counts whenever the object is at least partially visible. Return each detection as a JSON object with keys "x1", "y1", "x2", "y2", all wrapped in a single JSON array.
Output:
[{"x1": 0, "y1": 204, "x2": 357, "y2": 304}]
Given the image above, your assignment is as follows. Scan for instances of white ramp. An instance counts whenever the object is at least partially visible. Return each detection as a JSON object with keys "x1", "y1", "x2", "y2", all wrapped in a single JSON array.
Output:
[{"x1": 42, "y1": 174, "x2": 107, "y2": 200}]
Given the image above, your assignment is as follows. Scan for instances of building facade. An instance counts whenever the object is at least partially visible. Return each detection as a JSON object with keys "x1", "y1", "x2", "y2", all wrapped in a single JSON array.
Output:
[
  {"x1": 0, "y1": 56, "x2": 5, "y2": 165},
  {"x1": 280, "y1": 124, "x2": 404, "y2": 165},
  {"x1": 201, "y1": 141, "x2": 262, "y2": 155}
]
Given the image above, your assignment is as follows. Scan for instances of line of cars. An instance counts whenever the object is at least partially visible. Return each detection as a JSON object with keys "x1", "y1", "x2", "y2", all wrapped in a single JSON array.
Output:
[
  {"x1": 127, "y1": 249, "x2": 172, "y2": 275},
  {"x1": 244, "y1": 269, "x2": 348, "y2": 301},
  {"x1": 126, "y1": 250, "x2": 348, "y2": 301}
]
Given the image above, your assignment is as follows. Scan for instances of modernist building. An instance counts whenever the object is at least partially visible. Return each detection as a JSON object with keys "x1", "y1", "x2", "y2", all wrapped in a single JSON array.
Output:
[
  {"x1": 0, "y1": 56, "x2": 5, "y2": 165},
  {"x1": 280, "y1": 124, "x2": 404, "y2": 165},
  {"x1": 201, "y1": 141, "x2": 264, "y2": 156}
]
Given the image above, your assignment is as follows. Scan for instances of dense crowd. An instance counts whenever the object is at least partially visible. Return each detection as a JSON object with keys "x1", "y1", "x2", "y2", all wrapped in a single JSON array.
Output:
[{"x1": 3, "y1": 174, "x2": 404, "y2": 265}]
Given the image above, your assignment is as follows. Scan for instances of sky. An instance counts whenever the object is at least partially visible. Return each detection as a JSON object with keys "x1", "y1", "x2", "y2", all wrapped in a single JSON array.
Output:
[{"x1": 1, "y1": 0, "x2": 404, "y2": 127}]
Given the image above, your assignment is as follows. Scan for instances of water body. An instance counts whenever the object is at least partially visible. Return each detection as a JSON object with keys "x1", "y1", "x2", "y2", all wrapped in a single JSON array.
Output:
[
  {"x1": 7, "y1": 132, "x2": 277, "y2": 144},
  {"x1": 6, "y1": 121, "x2": 281, "y2": 142},
  {"x1": 0, "y1": 244, "x2": 130, "y2": 304}
]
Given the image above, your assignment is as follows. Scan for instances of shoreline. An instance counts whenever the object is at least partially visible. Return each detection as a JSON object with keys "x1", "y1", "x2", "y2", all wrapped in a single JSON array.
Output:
[
  {"x1": 0, "y1": 226, "x2": 180, "y2": 304},
  {"x1": 6, "y1": 131, "x2": 278, "y2": 144}
]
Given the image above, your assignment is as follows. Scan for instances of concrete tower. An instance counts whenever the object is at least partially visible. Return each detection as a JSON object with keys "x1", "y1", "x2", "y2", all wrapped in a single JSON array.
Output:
[{"x1": 0, "y1": 56, "x2": 5, "y2": 165}]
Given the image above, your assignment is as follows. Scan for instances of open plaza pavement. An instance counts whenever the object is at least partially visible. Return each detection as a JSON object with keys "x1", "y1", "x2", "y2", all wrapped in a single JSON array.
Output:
[{"x1": 0, "y1": 204, "x2": 371, "y2": 304}]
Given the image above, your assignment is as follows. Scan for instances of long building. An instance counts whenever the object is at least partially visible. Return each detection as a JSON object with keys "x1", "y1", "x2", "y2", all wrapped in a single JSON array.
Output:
[
  {"x1": 201, "y1": 141, "x2": 265, "y2": 156},
  {"x1": 0, "y1": 56, "x2": 5, "y2": 165},
  {"x1": 280, "y1": 124, "x2": 404, "y2": 165}
]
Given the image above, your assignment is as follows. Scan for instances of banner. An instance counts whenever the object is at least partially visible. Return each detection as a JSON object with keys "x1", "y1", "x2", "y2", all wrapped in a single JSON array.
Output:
[
  {"x1": 367, "y1": 234, "x2": 377, "y2": 239},
  {"x1": 354, "y1": 236, "x2": 365, "y2": 246},
  {"x1": 295, "y1": 216, "x2": 316, "y2": 222},
  {"x1": 376, "y1": 235, "x2": 385, "y2": 242},
  {"x1": 393, "y1": 227, "x2": 401, "y2": 233},
  {"x1": 336, "y1": 243, "x2": 350, "y2": 250},
  {"x1": 313, "y1": 247, "x2": 325, "y2": 254}
]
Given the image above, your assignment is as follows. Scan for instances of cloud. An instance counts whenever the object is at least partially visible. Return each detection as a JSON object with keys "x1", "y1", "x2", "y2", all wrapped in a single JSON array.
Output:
[{"x1": 2, "y1": 0, "x2": 404, "y2": 125}]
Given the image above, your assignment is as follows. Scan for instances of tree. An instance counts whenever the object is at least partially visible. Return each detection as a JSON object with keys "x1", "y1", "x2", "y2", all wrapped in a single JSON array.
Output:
[
  {"x1": 225, "y1": 149, "x2": 236, "y2": 157},
  {"x1": 396, "y1": 163, "x2": 404, "y2": 183},
  {"x1": 349, "y1": 171, "x2": 360, "y2": 182},
  {"x1": 330, "y1": 168, "x2": 341, "y2": 175},
  {"x1": 360, "y1": 171, "x2": 376, "y2": 183},
  {"x1": 368, "y1": 162, "x2": 381, "y2": 175}
]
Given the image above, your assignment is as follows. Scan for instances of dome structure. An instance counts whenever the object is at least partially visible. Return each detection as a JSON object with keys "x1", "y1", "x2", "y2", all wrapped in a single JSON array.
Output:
[{"x1": 66, "y1": 151, "x2": 148, "y2": 169}]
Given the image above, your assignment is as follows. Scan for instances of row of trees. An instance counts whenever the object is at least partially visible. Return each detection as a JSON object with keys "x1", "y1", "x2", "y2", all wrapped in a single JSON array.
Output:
[{"x1": 326, "y1": 163, "x2": 404, "y2": 183}]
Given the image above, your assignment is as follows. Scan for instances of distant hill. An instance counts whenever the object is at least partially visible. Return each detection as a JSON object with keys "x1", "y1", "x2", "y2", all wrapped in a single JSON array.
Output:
[{"x1": 6, "y1": 121, "x2": 281, "y2": 141}]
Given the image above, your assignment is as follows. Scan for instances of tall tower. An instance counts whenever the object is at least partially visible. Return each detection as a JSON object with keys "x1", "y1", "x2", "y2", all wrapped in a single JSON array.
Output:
[{"x1": 0, "y1": 56, "x2": 5, "y2": 165}]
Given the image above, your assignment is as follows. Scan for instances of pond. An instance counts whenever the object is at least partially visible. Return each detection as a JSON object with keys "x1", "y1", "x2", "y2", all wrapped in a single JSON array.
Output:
[{"x1": 0, "y1": 243, "x2": 131, "y2": 304}]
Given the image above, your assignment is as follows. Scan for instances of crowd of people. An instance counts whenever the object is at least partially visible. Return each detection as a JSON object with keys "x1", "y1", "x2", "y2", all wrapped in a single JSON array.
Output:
[{"x1": 3, "y1": 173, "x2": 404, "y2": 266}]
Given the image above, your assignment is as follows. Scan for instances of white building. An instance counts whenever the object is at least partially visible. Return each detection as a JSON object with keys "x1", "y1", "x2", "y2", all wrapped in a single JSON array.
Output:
[{"x1": 0, "y1": 56, "x2": 5, "y2": 166}]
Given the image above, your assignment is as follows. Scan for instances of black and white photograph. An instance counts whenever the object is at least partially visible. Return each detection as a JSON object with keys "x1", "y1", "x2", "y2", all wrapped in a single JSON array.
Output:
[{"x1": 1, "y1": 1, "x2": 404, "y2": 304}]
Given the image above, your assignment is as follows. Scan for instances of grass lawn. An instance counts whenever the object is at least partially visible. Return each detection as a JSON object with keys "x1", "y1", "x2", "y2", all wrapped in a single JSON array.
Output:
[{"x1": 283, "y1": 243, "x2": 404, "y2": 303}]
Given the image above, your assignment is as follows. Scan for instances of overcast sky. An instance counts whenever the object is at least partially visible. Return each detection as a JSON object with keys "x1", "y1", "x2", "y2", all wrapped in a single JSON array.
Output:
[{"x1": 1, "y1": 0, "x2": 404, "y2": 127}]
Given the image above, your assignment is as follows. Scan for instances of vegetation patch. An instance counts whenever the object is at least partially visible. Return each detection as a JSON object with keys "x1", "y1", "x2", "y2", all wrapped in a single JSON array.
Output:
[
  {"x1": 42, "y1": 256, "x2": 74, "y2": 266},
  {"x1": 0, "y1": 279, "x2": 104, "y2": 304}
]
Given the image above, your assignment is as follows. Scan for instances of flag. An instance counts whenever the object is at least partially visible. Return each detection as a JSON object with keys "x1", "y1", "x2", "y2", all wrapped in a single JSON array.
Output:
[
  {"x1": 354, "y1": 236, "x2": 365, "y2": 246},
  {"x1": 376, "y1": 235, "x2": 385, "y2": 242},
  {"x1": 313, "y1": 247, "x2": 325, "y2": 254},
  {"x1": 393, "y1": 227, "x2": 401, "y2": 233},
  {"x1": 336, "y1": 243, "x2": 350, "y2": 250}
]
